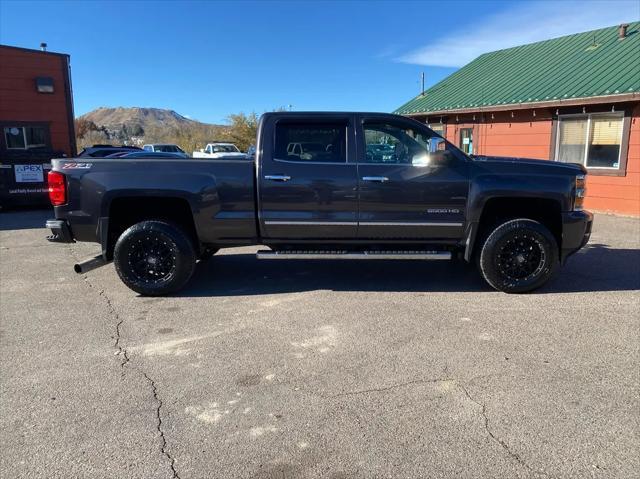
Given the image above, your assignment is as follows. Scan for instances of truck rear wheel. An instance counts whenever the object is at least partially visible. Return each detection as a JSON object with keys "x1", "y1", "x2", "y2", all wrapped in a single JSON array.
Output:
[
  {"x1": 478, "y1": 218, "x2": 558, "y2": 293},
  {"x1": 113, "y1": 220, "x2": 196, "y2": 296}
]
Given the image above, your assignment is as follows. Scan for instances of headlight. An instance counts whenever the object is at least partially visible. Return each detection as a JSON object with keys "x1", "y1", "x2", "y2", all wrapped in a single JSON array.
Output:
[{"x1": 574, "y1": 174, "x2": 586, "y2": 211}]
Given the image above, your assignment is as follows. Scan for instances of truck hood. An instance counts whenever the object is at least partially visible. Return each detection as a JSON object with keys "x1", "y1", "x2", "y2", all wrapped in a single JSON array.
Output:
[{"x1": 471, "y1": 155, "x2": 586, "y2": 174}]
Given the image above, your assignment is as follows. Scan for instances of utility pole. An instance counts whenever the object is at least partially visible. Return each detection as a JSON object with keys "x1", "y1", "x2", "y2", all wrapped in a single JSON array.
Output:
[{"x1": 421, "y1": 72, "x2": 425, "y2": 96}]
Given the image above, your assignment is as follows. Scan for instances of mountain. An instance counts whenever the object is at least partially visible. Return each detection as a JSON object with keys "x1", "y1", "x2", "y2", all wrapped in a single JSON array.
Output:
[
  {"x1": 76, "y1": 107, "x2": 228, "y2": 150},
  {"x1": 78, "y1": 107, "x2": 220, "y2": 135}
]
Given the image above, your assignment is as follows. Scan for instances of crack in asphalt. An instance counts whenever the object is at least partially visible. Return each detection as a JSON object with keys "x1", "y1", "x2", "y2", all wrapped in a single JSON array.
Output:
[
  {"x1": 75, "y1": 267, "x2": 131, "y2": 374},
  {"x1": 97, "y1": 289, "x2": 131, "y2": 374},
  {"x1": 328, "y1": 377, "x2": 454, "y2": 398},
  {"x1": 457, "y1": 383, "x2": 553, "y2": 479},
  {"x1": 144, "y1": 372, "x2": 180, "y2": 479},
  {"x1": 330, "y1": 375, "x2": 551, "y2": 478},
  {"x1": 71, "y1": 248, "x2": 180, "y2": 479},
  {"x1": 90, "y1": 280, "x2": 180, "y2": 478}
]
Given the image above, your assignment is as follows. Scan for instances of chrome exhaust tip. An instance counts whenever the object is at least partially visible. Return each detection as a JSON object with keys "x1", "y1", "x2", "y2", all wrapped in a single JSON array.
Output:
[{"x1": 74, "y1": 255, "x2": 108, "y2": 274}]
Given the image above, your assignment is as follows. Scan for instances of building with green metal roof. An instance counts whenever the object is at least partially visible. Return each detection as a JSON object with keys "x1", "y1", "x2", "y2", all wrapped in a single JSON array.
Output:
[
  {"x1": 395, "y1": 22, "x2": 639, "y2": 116},
  {"x1": 394, "y1": 22, "x2": 640, "y2": 216}
]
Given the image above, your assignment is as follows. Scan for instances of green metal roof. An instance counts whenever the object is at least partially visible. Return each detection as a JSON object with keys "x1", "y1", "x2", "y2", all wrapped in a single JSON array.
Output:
[{"x1": 395, "y1": 22, "x2": 640, "y2": 115}]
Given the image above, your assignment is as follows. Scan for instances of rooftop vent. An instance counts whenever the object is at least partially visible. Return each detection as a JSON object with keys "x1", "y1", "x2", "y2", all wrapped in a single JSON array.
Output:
[
  {"x1": 618, "y1": 23, "x2": 629, "y2": 39},
  {"x1": 40, "y1": 42, "x2": 47, "y2": 51}
]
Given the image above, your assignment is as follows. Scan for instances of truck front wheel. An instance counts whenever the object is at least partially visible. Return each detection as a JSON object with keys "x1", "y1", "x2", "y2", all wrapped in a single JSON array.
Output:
[
  {"x1": 478, "y1": 218, "x2": 559, "y2": 293},
  {"x1": 113, "y1": 220, "x2": 196, "y2": 296}
]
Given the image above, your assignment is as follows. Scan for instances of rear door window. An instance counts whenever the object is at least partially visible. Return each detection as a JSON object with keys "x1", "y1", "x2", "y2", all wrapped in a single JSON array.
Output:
[{"x1": 275, "y1": 122, "x2": 346, "y2": 163}]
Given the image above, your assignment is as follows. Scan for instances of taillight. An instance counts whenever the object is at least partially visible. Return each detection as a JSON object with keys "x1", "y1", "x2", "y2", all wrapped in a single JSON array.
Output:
[{"x1": 48, "y1": 171, "x2": 67, "y2": 206}]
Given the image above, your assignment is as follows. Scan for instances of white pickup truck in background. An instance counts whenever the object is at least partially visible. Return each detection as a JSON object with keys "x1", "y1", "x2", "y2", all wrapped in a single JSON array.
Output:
[{"x1": 192, "y1": 142, "x2": 248, "y2": 159}]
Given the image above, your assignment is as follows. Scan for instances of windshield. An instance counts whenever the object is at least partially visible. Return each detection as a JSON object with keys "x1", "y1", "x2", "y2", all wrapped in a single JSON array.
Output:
[
  {"x1": 157, "y1": 145, "x2": 179, "y2": 152},
  {"x1": 212, "y1": 144, "x2": 240, "y2": 153}
]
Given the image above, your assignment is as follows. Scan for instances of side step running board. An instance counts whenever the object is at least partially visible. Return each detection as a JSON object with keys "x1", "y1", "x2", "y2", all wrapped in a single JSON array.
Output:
[{"x1": 256, "y1": 250, "x2": 452, "y2": 260}]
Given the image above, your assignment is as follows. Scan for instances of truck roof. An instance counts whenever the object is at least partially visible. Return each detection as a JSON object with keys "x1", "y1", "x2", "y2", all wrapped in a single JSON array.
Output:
[
  {"x1": 261, "y1": 111, "x2": 402, "y2": 117},
  {"x1": 259, "y1": 111, "x2": 419, "y2": 123},
  {"x1": 258, "y1": 111, "x2": 426, "y2": 129}
]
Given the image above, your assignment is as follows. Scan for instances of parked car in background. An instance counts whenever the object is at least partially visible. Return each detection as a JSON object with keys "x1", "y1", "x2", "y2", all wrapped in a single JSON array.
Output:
[
  {"x1": 286, "y1": 142, "x2": 338, "y2": 162},
  {"x1": 47, "y1": 112, "x2": 592, "y2": 296},
  {"x1": 142, "y1": 144, "x2": 189, "y2": 158},
  {"x1": 77, "y1": 145, "x2": 142, "y2": 158},
  {"x1": 192, "y1": 142, "x2": 247, "y2": 159},
  {"x1": 105, "y1": 151, "x2": 189, "y2": 159},
  {"x1": 366, "y1": 143, "x2": 395, "y2": 163}
]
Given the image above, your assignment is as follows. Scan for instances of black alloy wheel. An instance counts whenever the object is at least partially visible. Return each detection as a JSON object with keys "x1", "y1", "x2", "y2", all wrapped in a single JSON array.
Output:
[
  {"x1": 127, "y1": 235, "x2": 177, "y2": 283},
  {"x1": 496, "y1": 233, "x2": 545, "y2": 281},
  {"x1": 479, "y1": 218, "x2": 559, "y2": 293},
  {"x1": 114, "y1": 220, "x2": 196, "y2": 296}
]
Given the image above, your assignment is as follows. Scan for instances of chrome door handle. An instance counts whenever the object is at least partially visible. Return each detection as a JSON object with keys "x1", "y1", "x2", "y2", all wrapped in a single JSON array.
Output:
[
  {"x1": 264, "y1": 175, "x2": 291, "y2": 182},
  {"x1": 362, "y1": 176, "x2": 389, "y2": 183}
]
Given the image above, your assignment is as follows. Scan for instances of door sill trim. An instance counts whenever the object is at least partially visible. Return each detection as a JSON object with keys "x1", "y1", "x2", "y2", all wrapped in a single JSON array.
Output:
[
  {"x1": 265, "y1": 221, "x2": 357, "y2": 226},
  {"x1": 257, "y1": 250, "x2": 452, "y2": 260},
  {"x1": 264, "y1": 221, "x2": 463, "y2": 227}
]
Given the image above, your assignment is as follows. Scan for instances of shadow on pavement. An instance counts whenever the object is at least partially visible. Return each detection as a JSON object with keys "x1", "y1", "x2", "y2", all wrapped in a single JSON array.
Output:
[
  {"x1": 0, "y1": 207, "x2": 51, "y2": 231},
  {"x1": 179, "y1": 242, "x2": 639, "y2": 297},
  {"x1": 546, "y1": 243, "x2": 640, "y2": 293},
  {"x1": 0, "y1": 206, "x2": 54, "y2": 231}
]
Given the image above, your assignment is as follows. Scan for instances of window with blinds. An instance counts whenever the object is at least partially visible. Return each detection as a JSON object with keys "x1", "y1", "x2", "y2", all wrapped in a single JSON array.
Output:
[
  {"x1": 557, "y1": 117, "x2": 587, "y2": 164},
  {"x1": 556, "y1": 113, "x2": 623, "y2": 169}
]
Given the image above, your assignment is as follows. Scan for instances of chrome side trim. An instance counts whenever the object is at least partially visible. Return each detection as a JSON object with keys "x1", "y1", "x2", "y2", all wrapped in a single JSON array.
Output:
[
  {"x1": 264, "y1": 220, "x2": 462, "y2": 227},
  {"x1": 359, "y1": 222, "x2": 463, "y2": 227},
  {"x1": 362, "y1": 176, "x2": 389, "y2": 182},
  {"x1": 264, "y1": 174, "x2": 291, "y2": 181},
  {"x1": 257, "y1": 250, "x2": 452, "y2": 260},
  {"x1": 265, "y1": 221, "x2": 357, "y2": 226}
]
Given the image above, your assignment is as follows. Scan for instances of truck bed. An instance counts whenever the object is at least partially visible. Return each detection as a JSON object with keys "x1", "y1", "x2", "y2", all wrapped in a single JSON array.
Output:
[{"x1": 50, "y1": 157, "x2": 258, "y2": 246}]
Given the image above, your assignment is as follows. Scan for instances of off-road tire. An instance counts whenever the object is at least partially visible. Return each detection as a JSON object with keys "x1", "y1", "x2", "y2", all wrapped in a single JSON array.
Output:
[
  {"x1": 478, "y1": 218, "x2": 559, "y2": 293},
  {"x1": 114, "y1": 220, "x2": 196, "y2": 296}
]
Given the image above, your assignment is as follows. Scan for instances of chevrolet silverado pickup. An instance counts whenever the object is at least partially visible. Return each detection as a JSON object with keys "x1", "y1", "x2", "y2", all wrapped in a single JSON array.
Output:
[{"x1": 46, "y1": 112, "x2": 592, "y2": 296}]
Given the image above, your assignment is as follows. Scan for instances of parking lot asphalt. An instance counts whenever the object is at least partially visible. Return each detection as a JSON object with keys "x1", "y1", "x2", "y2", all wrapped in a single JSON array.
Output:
[{"x1": 1, "y1": 209, "x2": 638, "y2": 479}]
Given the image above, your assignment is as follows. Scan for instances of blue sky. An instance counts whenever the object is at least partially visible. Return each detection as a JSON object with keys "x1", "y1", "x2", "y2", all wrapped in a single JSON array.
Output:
[{"x1": 0, "y1": 0, "x2": 637, "y2": 124}]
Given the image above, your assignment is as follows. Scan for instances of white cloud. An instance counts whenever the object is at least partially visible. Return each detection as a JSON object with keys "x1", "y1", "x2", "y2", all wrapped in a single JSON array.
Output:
[{"x1": 398, "y1": 1, "x2": 639, "y2": 67}]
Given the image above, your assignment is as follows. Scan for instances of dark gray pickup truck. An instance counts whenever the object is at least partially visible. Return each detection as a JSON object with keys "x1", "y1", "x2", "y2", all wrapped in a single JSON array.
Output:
[{"x1": 46, "y1": 112, "x2": 592, "y2": 295}]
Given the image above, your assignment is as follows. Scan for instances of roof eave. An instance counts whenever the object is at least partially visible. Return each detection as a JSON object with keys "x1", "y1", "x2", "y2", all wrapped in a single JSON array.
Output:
[{"x1": 400, "y1": 92, "x2": 640, "y2": 117}]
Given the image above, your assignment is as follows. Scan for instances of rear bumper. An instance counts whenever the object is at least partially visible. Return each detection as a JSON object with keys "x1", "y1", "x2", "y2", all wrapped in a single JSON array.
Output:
[
  {"x1": 561, "y1": 210, "x2": 593, "y2": 262},
  {"x1": 46, "y1": 219, "x2": 75, "y2": 243}
]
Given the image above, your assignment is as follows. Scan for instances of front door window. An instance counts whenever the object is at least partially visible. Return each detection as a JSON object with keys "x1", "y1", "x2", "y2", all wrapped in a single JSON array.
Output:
[{"x1": 363, "y1": 122, "x2": 434, "y2": 164}]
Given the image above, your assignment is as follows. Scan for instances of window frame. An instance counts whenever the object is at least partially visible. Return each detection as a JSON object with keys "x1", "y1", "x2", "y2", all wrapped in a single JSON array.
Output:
[
  {"x1": 0, "y1": 122, "x2": 51, "y2": 152},
  {"x1": 4, "y1": 126, "x2": 27, "y2": 149},
  {"x1": 273, "y1": 120, "x2": 350, "y2": 165},
  {"x1": 361, "y1": 121, "x2": 433, "y2": 165},
  {"x1": 358, "y1": 115, "x2": 468, "y2": 165},
  {"x1": 459, "y1": 128, "x2": 474, "y2": 155},
  {"x1": 554, "y1": 111, "x2": 629, "y2": 176}
]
